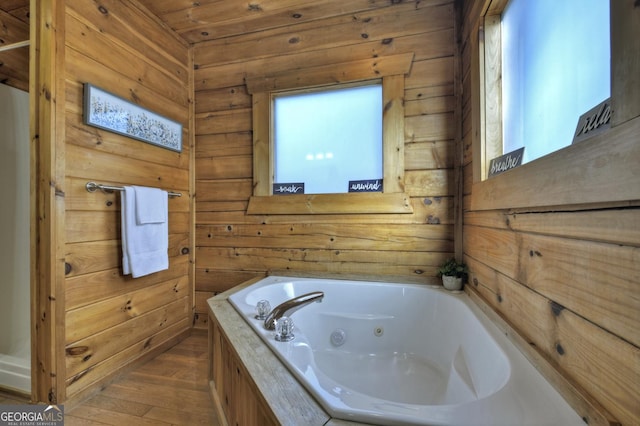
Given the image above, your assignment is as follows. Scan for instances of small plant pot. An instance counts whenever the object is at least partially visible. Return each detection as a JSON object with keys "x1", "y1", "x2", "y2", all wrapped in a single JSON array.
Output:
[{"x1": 442, "y1": 275, "x2": 463, "y2": 291}]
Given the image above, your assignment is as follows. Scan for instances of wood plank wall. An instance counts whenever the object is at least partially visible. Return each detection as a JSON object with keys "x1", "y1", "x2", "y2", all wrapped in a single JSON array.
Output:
[
  {"x1": 459, "y1": 1, "x2": 639, "y2": 425},
  {"x1": 61, "y1": 0, "x2": 193, "y2": 402},
  {"x1": 193, "y1": 0, "x2": 459, "y2": 326},
  {"x1": 0, "y1": 0, "x2": 29, "y2": 91},
  {"x1": 31, "y1": 0, "x2": 68, "y2": 404}
]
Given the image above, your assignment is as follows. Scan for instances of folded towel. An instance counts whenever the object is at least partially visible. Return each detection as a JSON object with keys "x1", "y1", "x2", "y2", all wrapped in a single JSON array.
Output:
[
  {"x1": 134, "y1": 186, "x2": 167, "y2": 224},
  {"x1": 121, "y1": 186, "x2": 169, "y2": 278}
]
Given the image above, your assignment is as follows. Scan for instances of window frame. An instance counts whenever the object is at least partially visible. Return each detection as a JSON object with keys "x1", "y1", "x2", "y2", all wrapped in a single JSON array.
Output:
[
  {"x1": 477, "y1": 0, "x2": 611, "y2": 182},
  {"x1": 246, "y1": 54, "x2": 415, "y2": 215},
  {"x1": 470, "y1": 0, "x2": 639, "y2": 212},
  {"x1": 478, "y1": 13, "x2": 504, "y2": 182}
]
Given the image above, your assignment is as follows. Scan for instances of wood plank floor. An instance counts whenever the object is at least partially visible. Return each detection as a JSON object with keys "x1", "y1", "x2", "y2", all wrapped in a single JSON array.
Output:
[{"x1": 66, "y1": 331, "x2": 222, "y2": 425}]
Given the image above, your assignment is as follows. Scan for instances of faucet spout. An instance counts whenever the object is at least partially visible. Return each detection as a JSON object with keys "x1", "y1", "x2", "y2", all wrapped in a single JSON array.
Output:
[{"x1": 264, "y1": 291, "x2": 324, "y2": 330}]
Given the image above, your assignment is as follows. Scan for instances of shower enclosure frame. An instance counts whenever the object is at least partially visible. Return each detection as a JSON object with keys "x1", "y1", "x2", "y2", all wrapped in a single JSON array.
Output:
[{"x1": 24, "y1": 0, "x2": 67, "y2": 405}]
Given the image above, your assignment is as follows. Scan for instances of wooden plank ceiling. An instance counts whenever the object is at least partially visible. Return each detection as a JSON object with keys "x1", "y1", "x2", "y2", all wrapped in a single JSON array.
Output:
[
  {"x1": 135, "y1": 0, "x2": 411, "y2": 43},
  {"x1": 1, "y1": 0, "x2": 431, "y2": 91},
  {"x1": 0, "y1": 0, "x2": 29, "y2": 91}
]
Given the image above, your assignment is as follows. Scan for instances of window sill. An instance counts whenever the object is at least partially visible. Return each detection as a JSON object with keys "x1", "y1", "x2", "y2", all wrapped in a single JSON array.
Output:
[
  {"x1": 247, "y1": 192, "x2": 414, "y2": 215},
  {"x1": 471, "y1": 116, "x2": 640, "y2": 211}
]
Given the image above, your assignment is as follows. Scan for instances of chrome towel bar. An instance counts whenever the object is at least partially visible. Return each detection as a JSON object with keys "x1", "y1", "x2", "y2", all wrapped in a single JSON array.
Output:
[{"x1": 85, "y1": 181, "x2": 182, "y2": 197}]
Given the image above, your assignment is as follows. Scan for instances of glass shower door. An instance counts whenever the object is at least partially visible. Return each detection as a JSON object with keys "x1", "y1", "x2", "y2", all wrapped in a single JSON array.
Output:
[{"x1": 0, "y1": 83, "x2": 31, "y2": 393}]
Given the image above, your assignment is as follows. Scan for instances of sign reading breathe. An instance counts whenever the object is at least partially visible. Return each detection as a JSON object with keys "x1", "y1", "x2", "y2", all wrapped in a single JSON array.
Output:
[{"x1": 488, "y1": 147, "x2": 525, "y2": 178}]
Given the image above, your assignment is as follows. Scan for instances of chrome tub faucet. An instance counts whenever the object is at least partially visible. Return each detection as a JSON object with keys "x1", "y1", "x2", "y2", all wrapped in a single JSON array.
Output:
[{"x1": 263, "y1": 291, "x2": 324, "y2": 330}]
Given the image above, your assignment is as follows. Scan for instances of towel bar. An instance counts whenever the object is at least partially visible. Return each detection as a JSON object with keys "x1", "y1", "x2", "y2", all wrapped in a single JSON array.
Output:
[{"x1": 86, "y1": 181, "x2": 182, "y2": 197}]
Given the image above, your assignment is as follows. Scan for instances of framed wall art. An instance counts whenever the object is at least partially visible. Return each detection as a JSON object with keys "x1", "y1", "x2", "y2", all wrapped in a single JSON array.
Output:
[{"x1": 83, "y1": 83, "x2": 182, "y2": 152}]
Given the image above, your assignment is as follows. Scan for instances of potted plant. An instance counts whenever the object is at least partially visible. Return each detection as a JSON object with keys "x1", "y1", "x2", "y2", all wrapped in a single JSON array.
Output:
[{"x1": 438, "y1": 258, "x2": 468, "y2": 291}]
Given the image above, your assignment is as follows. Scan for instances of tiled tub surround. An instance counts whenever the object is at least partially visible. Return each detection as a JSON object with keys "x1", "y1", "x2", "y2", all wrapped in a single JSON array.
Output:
[{"x1": 209, "y1": 276, "x2": 584, "y2": 426}]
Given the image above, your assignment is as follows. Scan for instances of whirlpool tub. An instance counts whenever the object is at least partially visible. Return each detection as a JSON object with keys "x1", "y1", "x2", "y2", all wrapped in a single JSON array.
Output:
[{"x1": 227, "y1": 276, "x2": 584, "y2": 426}]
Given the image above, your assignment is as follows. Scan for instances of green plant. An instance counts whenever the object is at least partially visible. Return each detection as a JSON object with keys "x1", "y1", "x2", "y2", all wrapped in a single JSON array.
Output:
[{"x1": 438, "y1": 258, "x2": 469, "y2": 278}]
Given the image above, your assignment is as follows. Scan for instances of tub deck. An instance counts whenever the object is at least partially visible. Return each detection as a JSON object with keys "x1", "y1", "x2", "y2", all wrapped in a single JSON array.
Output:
[
  {"x1": 208, "y1": 296, "x2": 364, "y2": 425},
  {"x1": 208, "y1": 276, "x2": 588, "y2": 426}
]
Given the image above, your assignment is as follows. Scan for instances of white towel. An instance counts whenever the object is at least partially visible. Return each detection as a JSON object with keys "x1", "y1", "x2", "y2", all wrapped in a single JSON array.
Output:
[
  {"x1": 121, "y1": 186, "x2": 169, "y2": 278},
  {"x1": 134, "y1": 186, "x2": 167, "y2": 224}
]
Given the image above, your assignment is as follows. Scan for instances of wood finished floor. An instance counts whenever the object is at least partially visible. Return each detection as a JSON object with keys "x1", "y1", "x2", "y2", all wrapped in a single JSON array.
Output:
[{"x1": 66, "y1": 331, "x2": 222, "y2": 425}]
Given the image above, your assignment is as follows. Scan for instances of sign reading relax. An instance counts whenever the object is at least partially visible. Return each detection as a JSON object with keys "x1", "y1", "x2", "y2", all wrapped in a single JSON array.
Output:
[{"x1": 573, "y1": 98, "x2": 611, "y2": 144}]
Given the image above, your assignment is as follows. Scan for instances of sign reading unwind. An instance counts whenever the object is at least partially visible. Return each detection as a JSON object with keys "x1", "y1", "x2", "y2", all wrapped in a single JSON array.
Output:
[{"x1": 349, "y1": 179, "x2": 383, "y2": 192}]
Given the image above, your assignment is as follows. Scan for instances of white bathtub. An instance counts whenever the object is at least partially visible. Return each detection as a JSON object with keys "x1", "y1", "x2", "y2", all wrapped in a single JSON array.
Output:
[
  {"x1": 0, "y1": 353, "x2": 30, "y2": 393},
  {"x1": 228, "y1": 276, "x2": 584, "y2": 426}
]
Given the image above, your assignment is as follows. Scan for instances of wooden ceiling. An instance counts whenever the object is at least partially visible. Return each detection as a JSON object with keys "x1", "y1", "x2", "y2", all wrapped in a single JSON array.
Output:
[
  {"x1": 135, "y1": 0, "x2": 404, "y2": 44},
  {"x1": 0, "y1": 0, "x2": 29, "y2": 91},
  {"x1": 0, "y1": 0, "x2": 417, "y2": 91}
]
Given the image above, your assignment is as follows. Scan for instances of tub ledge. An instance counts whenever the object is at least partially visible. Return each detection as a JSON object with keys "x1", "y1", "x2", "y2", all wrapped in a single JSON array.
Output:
[{"x1": 207, "y1": 292, "x2": 372, "y2": 426}]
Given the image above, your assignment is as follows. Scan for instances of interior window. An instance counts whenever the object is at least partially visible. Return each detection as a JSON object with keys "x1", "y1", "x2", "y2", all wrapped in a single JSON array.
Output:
[
  {"x1": 247, "y1": 58, "x2": 412, "y2": 214},
  {"x1": 273, "y1": 83, "x2": 383, "y2": 194},
  {"x1": 500, "y1": 0, "x2": 610, "y2": 164}
]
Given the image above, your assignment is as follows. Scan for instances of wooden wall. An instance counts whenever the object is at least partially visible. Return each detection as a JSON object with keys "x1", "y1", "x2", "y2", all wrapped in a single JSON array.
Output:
[
  {"x1": 25, "y1": 0, "x2": 636, "y2": 416},
  {"x1": 192, "y1": 0, "x2": 460, "y2": 326},
  {"x1": 61, "y1": 0, "x2": 193, "y2": 402},
  {"x1": 459, "y1": 1, "x2": 639, "y2": 425},
  {"x1": 0, "y1": 0, "x2": 29, "y2": 91}
]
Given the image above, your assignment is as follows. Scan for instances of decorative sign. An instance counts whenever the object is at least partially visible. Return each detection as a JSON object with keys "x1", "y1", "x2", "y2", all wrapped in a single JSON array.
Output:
[
  {"x1": 488, "y1": 147, "x2": 524, "y2": 178},
  {"x1": 348, "y1": 179, "x2": 383, "y2": 192},
  {"x1": 572, "y1": 98, "x2": 611, "y2": 144},
  {"x1": 83, "y1": 83, "x2": 182, "y2": 152},
  {"x1": 273, "y1": 183, "x2": 304, "y2": 195}
]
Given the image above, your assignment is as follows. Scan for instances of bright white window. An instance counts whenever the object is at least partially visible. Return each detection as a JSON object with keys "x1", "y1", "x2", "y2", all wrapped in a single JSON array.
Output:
[
  {"x1": 273, "y1": 83, "x2": 382, "y2": 194},
  {"x1": 501, "y1": 0, "x2": 610, "y2": 163}
]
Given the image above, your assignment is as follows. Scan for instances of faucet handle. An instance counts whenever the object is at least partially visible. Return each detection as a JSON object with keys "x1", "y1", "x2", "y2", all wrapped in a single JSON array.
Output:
[
  {"x1": 255, "y1": 300, "x2": 271, "y2": 320},
  {"x1": 275, "y1": 316, "x2": 295, "y2": 342}
]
